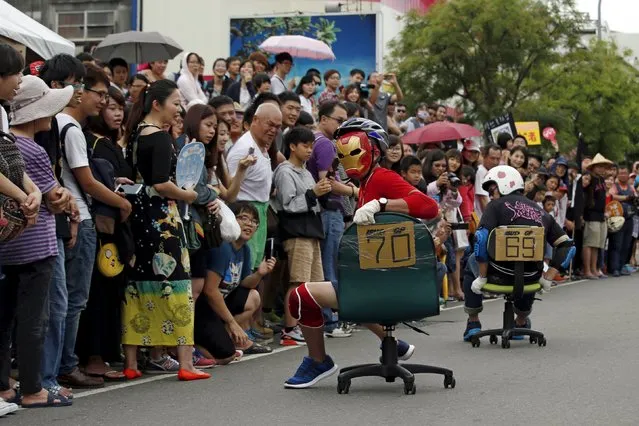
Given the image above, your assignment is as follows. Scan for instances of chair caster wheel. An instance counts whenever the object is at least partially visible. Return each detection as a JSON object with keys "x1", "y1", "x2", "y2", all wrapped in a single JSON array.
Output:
[
  {"x1": 444, "y1": 375, "x2": 456, "y2": 389},
  {"x1": 337, "y1": 379, "x2": 350, "y2": 394},
  {"x1": 529, "y1": 336, "x2": 537, "y2": 344},
  {"x1": 471, "y1": 336, "x2": 480, "y2": 347},
  {"x1": 537, "y1": 337, "x2": 547, "y2": 347},
  {"x1": 489, "y1": 335, "x2": 498, "y2": 345},
  {"x1": 501, "y1": 338, "x2": 510, "y2": 349},
  {"x1": 403, "y1": 381, "x2": 416, "y2": 395}
]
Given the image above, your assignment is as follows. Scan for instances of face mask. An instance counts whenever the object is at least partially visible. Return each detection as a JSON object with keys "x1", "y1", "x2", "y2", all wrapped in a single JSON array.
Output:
[{"x1": 417, "y1": 111, "x2": 429, "y2": 120}]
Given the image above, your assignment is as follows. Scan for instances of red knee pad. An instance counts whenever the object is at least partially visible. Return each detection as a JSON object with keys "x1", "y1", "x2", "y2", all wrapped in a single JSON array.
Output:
[{"x1": 289, "y1": 283, "x2": 324, "y2": 328}]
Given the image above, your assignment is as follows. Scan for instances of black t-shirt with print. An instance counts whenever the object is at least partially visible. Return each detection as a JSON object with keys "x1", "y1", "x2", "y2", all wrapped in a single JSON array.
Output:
[
  {"x1": 583, "y1": 175, "x2": 606, "y2": 222},
  {"x1": 479, "y1": 193, "x2": 566, "y2": 282}
]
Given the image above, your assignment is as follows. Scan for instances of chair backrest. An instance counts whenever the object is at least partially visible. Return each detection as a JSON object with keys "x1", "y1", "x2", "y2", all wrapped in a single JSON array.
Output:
[
  {"x1": 337, "y1": 213, "x2": 440, "y2": 324},
  {"x1": 487, "y1": 225, "x2": 545, "y2": 298},
  {"x1": 488, "y1": 226, "x2": 545, "y2": 262}
]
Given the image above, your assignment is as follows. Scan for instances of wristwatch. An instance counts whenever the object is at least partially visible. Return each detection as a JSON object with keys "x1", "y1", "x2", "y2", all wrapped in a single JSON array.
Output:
[{"x1": 379, "y1": 197, "x2": 388, "y2": 212}]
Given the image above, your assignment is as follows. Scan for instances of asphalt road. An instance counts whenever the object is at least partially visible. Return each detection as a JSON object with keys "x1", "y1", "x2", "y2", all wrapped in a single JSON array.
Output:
[{"x1": 6, "y1": 275, "x2": 639, "y2": 426}]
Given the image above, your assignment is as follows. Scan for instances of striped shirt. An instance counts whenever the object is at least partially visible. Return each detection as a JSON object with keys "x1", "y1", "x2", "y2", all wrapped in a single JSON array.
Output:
[{"x1": 0, "y1": 136, "x2": 58, "y2": 265}]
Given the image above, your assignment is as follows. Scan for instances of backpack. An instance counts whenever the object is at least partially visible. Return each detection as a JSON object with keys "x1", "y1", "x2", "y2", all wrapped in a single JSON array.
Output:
[{"x1": 58, "y1": 123, "x2": 118, "y2": 233}]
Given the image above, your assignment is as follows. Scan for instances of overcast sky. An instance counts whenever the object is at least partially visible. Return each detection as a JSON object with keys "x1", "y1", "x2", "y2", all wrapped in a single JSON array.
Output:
[{"x1": 575, "y1": 0, "x2": 638, "y2": 33}]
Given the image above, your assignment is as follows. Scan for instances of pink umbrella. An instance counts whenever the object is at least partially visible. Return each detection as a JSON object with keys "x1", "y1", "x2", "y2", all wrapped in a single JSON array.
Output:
[
  {"x1": 402, "y1": 121, "x2": 482, "y2": 145},
  {"x1": 259, "y1": 35, "x2": 336, "y2": 60}
]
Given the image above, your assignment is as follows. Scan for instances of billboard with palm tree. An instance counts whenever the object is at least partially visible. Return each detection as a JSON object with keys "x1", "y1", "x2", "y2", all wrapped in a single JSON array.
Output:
[{"x1": 230, "y1": 14, "x2": 377, "y2": 87}]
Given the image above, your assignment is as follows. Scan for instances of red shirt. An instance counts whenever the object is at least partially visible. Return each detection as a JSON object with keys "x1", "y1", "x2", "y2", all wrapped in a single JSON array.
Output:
[
  {"x1": 458, "y1": 183, "x2": 475, "y2": 222},
  {"x1": 358, "y1": 167, "x2": 439, "y2": 219}
]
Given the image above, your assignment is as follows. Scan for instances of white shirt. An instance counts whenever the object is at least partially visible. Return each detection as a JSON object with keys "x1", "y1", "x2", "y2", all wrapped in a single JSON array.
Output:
[
  {"x1": 299, "y1": 95, "x2": 313, "y2": 116},
  {"x1": 474, "y1": 165, "x2": 488, "y2": 219},
  {"x1": 57, "y1": 113, "x2": 91, "y2": 221},
  {"x1": 226, "y1": 131, "x2": 272, "y2": 203},
  {"x1": 1, "y1": 108, "x2": 8, "y2": 132},
  {"x1": 270, "y1": 75, "x2": 287, "y2": 95}
]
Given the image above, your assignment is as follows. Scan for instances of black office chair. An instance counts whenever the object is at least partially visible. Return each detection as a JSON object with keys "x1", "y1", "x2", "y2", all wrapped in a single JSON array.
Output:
[
  {"x1": 336, "y1": 213, "x2": 455, "y2": 394},
  {"x1": 469, "y1": 226, "x2": 548, "y2": 349}
]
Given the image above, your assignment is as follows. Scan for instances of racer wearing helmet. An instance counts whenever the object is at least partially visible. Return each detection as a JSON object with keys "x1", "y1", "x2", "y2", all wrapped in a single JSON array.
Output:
[
  {"x1": 333, "y1": 117, "x2": 439, "y2": 224},
  {"x1": 283, "y1": 118, "x2": 439, "y2": 389},
  {"x1": 462, "y1": 165, "x2": 575, "y2": 342}
]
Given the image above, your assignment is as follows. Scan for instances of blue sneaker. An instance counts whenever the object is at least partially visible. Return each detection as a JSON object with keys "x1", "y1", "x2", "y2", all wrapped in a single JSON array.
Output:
[
  {"x1": 397, "y1": 339, "x2": 415, "y2": 361},
  {"x1": 463, "y1": 321, "x2": 482, "y2": 342},
  {"x1": 284, "y1": 356, "x2": 338, "y2": 389},
  {"x1": 378, "y1": 339, "x2": 415, "y2": 362},
  {"x1": 511, "y1": 317, "x2": 531, "y2": 340}
]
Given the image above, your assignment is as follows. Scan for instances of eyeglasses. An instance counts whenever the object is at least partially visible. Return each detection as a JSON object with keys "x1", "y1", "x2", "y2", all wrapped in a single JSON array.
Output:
[
  {"x1": 396, "y1": 109, "x2": 406, "y2": 113},
  {"x1": 58, "y1": 81, "x2": 84, "y2": 90},
  {"x1": 387, "y1": 145, "x2": 402, "y2": 152},
  {"x1": 85, "y1": 87, "x2": 110, "y2": 101},
  {"x1": 237, "y1": 215, "x2": 259, "y2": 227},
  {"x1": 327, "y1": 116, "x2": 346, "y2": 124}
]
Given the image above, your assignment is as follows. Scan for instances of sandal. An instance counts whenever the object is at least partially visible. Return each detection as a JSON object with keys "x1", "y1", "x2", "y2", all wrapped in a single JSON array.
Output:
[
  {"x1": 103, "y1": 370, "x2": 127, "y2": 382},
  {"x1": 22, "y1": 391, "x2": 72, "y2": 408}
]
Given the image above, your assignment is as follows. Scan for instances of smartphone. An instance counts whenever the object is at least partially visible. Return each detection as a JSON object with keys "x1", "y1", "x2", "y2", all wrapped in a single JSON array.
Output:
[
  {"x1": 264, "y1": 238, "x2": 275, "y2": 259},
  {"x1": 248, "y1": 147, "x2": 255, "y2": 155},
  {"x1": 117, "y1": 184, "x2": 143, "y2": 196}
]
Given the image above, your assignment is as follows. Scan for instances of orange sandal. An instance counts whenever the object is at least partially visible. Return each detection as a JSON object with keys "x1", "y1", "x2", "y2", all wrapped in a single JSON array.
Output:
[
  {"x1": 123, "y1": 368, "x2": 142, "y2": 380},
  {"x1": 177, "y1": 369, "x2": 211, "y2": 381}
]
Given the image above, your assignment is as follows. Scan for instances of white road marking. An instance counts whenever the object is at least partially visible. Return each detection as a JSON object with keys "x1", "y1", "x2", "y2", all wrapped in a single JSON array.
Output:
[
  {"x1": 74, "y1": 345, "x2": 302, "y2": 399},
  {"x1": 74, "y1": 278, "x2": 591, "y2": 399}
]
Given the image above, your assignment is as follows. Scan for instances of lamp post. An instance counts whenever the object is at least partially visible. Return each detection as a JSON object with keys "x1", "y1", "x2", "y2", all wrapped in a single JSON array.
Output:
[{"x1": 597, "y1": 0, "x2": 602, "y2": 41}]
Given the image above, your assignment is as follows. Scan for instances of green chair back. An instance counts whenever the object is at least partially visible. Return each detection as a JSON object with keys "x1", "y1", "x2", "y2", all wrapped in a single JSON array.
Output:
[{"x1": 338, "y1": 213, "x2": 440, "y2": 324}]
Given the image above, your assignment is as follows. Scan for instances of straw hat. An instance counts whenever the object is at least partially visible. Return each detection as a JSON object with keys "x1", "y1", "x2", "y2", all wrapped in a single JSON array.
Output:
[
  {"x1": 586, "y1": 153, "x2": 614, "y2": 170},
  {"x1": 9, "y1": 75, "x2": 73, "y2": 126}
]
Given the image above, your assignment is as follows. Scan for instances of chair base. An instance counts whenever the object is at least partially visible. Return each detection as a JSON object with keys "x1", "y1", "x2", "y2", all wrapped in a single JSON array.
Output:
[
  {"x1": 469, "y1": 298, "x2": 547, "y2": 349},
  {"x1": 337, "y1": 327, "x2": 455, "y2": 395}
]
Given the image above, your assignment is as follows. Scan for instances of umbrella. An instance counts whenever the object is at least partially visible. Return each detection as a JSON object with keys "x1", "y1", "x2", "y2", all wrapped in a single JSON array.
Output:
[
  {"x1": 259, "y1": 35, "x2": 335, "y2": 60},
  {"x1": 93, "y1": 31, "x2": 183, "y2": 63},
  {"x1": 0, "y1": 1, "x2": 75, "y2": 59},
  {"x1": 402, "y1": 121, "x2": 482, "y2": 145}
]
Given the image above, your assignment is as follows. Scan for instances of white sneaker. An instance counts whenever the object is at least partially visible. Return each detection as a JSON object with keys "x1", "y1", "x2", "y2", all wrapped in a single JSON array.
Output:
[
  {"x1": 325, "y1": 327, "x2": 353, "y2": 338},
  {"x1": 280, "y1": 326, "x2": 306, "y2": 346},
  {"x1": 0, "y1": 400, "x2": 18, "y2": 417}
]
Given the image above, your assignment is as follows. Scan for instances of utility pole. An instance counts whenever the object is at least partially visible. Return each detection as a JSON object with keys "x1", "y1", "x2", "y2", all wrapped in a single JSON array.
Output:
[{"x1": 597, "y1": 0, "x2": 602, "y2": 41}]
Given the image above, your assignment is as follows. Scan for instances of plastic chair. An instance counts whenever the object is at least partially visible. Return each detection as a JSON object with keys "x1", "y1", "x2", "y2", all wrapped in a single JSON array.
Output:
[
  {"x1": 469, "y1": 225, "x2": 548, "y2": 349},
  {"x1": 336, "y1": 213, "x2": 455, "y2": 395}
]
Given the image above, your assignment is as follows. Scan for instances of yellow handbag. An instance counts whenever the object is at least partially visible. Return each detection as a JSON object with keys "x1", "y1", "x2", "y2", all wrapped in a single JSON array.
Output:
[{"x1": 96, "y1": 241, "x2": 124, "y2": 277}]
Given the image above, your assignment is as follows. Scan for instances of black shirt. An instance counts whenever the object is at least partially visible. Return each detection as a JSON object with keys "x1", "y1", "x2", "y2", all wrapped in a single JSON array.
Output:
[
  {"x1": 85, "y1": 133, "x2": 133, "y2": 180},
  {"x1": 135, "y1": 131, "x2": 175, "y2": 185},
  {"x1": 480, "y1": 193, "x2": 566, "y2": 283},
  {"x1": 583, "y1": 175, "x2": 606, "y2": 222}
]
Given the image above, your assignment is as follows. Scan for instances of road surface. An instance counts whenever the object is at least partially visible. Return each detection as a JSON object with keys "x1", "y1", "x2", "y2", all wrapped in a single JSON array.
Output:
[{"x1": 8, "y1": 275, "x2": 639, "y2": 425}]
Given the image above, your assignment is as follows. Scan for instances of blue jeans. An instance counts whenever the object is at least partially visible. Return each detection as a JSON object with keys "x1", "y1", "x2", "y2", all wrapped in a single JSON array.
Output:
[
  {"x1": 609, "y1": 218, "x2": 634, "y2": 273},
  {"x1": 320, "y1": 210, "x2": 343, "y2": 331},
  {"x1": 60, "y1": 219, "x2": 96, "y2": 375},
  {"x1": 41, "y1": 239, "x2": 68, "y2": 388}
]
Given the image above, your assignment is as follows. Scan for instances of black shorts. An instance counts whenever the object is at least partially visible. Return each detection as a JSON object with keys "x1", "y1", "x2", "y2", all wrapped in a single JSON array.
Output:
[
  {"x1": 190, "y1": 247, "x2": 209, "y2": 279},
  {"x1": 194, "y1": 286, "x2": 251, "y2": 360}
]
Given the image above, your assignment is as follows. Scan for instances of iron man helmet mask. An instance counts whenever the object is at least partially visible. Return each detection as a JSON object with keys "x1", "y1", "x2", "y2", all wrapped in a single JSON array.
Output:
[{"x1": 336, "y1": 130, "x2": 374, "y2": 179}]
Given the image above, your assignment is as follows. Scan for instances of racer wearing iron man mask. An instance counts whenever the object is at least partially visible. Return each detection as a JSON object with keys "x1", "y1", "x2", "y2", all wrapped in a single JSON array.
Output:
[{"x1": 333, "y1": 118, "x2": 439, "y2": 224}]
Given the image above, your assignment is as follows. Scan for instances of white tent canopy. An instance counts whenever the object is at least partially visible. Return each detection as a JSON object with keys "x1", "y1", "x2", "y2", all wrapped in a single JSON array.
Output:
[{"x1": 0, "y1": 0, "x2": 75, "y2": 59}]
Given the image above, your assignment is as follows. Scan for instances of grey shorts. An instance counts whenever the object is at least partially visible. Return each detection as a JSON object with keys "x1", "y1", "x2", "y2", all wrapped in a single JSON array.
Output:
[{"x1": 584, "y1": 220, "x2": 607, "y2": 249}]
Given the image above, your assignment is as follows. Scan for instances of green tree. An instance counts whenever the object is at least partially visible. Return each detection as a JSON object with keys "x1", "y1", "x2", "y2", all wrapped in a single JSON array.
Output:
[
  {"x1": 312, "y1": 18, "x2": 341, "y2": 46},
  {"x1": 516, "y1": 41, "x2": 639, "y2": 161},
  {"x1": 388, "y1": 0, "x2": 584, "y2": 122}
]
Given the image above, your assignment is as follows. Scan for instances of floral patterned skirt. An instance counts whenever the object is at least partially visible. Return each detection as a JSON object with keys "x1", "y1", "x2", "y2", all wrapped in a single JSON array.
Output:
[
  {"x1": 122, "y1": 187, "x2": 194, "y2": 346},
  {"x1": 122, "y1": 279, "x2": 194, "y2": 346}
]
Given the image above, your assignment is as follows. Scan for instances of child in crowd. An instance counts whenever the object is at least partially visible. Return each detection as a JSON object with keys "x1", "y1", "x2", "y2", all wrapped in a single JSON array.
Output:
[
  {"x1": 273, "y1": 127, "x2": 330, "y2": 344},
  {"x1": 194, "y1": 201, "x2": 276, "y2": 363},
  {"x1": 543, "y1": 195, "x2": 556, "y2": 266}
]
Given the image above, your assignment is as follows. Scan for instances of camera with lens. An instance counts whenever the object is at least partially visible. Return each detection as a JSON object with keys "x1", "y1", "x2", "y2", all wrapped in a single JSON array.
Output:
[{"x1": 448, "y1": 173, "x2": 461, "y2": 188}]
